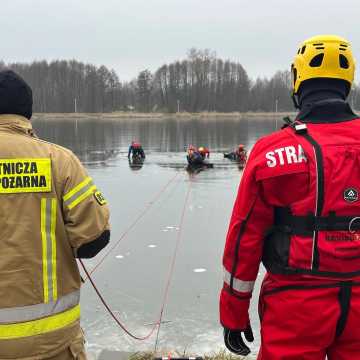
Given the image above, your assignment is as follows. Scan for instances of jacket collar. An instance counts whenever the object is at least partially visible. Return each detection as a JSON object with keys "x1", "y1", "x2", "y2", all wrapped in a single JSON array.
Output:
[
  {"x1": 0, "y1": 114, "x2": 35, "y2": 136},
  {"x1": 295, "y1": 98, "x2": 358, "y2": 124}
]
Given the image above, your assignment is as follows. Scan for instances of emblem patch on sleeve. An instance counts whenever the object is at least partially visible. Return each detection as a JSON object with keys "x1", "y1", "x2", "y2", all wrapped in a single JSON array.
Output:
[
  {"x1": 94, "y1": 191, "x2": 107, "y2": 205},
  {"x1": 344, "y1": 188, "x2": 358, "y2": 203}
]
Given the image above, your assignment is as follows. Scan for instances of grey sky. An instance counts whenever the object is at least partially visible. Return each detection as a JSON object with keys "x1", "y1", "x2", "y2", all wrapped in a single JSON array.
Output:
[{"x1": 2, "y1": 0, "x2": 360, "y2": 82}]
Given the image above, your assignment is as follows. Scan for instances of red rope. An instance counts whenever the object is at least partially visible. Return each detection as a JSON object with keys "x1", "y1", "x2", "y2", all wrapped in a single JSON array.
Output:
[
  {"x1": 86, "y1": 172, "x2": 180, "y2": 279},
  {"x1": 154, "y1": 181, "x2": 192, "y2": 349},
  {"x1": 79, "y1": 179, "x2": 192, "y2": 341},
  {"x1": 79, "y1": 259, "x2": 158, "y2": 340}
]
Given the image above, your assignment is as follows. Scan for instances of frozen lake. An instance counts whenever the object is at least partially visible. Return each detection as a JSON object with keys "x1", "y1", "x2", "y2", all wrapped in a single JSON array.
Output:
[{"x1": 33, "y1": 115, "x2": 278, "y2": 358}]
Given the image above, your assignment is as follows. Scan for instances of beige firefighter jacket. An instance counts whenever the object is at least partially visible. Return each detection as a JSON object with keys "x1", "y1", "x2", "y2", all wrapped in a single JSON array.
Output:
[{"x1": 0, "y1": 115, "x2": 110, "y2": 359}]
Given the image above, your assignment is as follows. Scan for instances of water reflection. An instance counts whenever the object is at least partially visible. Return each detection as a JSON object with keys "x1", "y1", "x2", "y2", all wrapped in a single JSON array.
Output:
[
  {"x1": 79, "y1": 149, "x2": 120, "y2": 165},
  {"x1": 32, "y1": 116, "x2": 277, "y2": 159},
  {"x1": 186, "y1": 163, "x2": 214, "y2": 177},
  {"x1": 128, "y1": 158, "x2": 144, "y2": 171}
]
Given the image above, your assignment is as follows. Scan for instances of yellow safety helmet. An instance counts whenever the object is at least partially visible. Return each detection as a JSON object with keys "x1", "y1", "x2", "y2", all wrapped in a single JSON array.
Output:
[{"x1": 291, "y1": 35, "x2": 355, "y2": 96}]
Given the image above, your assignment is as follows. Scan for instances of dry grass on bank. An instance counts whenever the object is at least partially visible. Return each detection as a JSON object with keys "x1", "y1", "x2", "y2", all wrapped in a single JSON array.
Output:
[{"x1": 129, "y1": 350, "x2": 253, "y2": 360}]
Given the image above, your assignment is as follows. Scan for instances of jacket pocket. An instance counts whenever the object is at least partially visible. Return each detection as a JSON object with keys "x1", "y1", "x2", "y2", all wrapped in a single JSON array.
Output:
[
  {"x1": 69, "y1": 337, "x2": 86, "y2": 360},
  {"x1": 262, "y1": 229, "x2": 291, "y2": 274},
  {"x1": 0, "y1": 268, "x2": 40, "y2": 307}
]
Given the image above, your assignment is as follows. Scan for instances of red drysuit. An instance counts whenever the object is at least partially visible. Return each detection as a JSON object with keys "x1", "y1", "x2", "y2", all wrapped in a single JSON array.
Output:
[{"x1": 220, "y1": 117, "x2": 360, "y2": 359}]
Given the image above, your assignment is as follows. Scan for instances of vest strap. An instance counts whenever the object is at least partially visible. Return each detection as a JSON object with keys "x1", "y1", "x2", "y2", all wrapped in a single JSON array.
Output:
[{"x1": 274, "y1": 207, "x2": 360, "y2": 236}]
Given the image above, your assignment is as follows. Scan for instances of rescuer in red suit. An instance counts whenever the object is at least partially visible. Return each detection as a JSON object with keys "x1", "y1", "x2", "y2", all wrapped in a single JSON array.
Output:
[
  {"x1": 220, "y1": 35, "x2": 360, "y2": 360},
  {"x1": 235, "y1": 144, "x2": 247, "y2": 163}
]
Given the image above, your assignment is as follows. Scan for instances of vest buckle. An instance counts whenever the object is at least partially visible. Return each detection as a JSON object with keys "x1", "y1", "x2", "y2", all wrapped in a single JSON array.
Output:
[
  {"x1": 295, "y1": 123, "x2": 307, "y2": 134},
  {"x1": 349, "y1": 217, "x2": 360, "y2": 233}
]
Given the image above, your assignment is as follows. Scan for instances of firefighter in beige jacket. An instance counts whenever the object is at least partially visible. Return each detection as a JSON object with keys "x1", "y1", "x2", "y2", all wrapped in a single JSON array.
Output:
[{"x1": 0, "y1": 70, "x2": 110, "y2": 359}]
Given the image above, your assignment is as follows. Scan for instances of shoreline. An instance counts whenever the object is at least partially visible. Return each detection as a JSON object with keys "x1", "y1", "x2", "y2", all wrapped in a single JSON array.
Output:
[
  {"x1": 32, "y1": 111, "x2": 296, "y2": 121},
  {"x1": 96, "y1": 350, "x2": 255, "y2": 360}
]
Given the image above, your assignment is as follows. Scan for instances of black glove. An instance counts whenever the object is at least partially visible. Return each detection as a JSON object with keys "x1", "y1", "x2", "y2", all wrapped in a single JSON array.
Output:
[{"x1": 224, "y1": 325, "x2": 254, "y2": 356}]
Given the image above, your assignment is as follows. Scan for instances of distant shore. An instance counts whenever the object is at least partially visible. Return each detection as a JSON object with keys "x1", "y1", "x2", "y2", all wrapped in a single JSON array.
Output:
[{"x1": 32, "y1": 111, "x2": 296, "y2": 121}]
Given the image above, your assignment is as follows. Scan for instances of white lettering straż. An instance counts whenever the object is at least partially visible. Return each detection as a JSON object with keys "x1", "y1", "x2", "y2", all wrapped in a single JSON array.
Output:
[{"x1": 266, "y1": 145, "x2": 307, "y2": 167}]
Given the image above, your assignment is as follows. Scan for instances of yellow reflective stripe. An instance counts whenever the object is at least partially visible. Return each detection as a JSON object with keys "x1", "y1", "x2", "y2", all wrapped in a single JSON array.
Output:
[
  {"x1": 0, "y1": 305, "x2": 80, "y2": 340},
  {"x1": 41, "y1": 198, "x2": 58, "y2": 303},
  {"x1": 63, "y1": 177, "x2": 92, "y2": 201},
  {"x1": 50, "y1": 198, "x2": 57, "y2": 301},
  {"x1": 40, "y1": 199, "x2": 49, "y2": 303},
  {"x1": 67, "y1": 185, "x2": 97, "y2": 210}
]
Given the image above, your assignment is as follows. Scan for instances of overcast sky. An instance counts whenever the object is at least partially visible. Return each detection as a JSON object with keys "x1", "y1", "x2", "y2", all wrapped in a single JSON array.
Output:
[{"x1": 2, "y1": 0, "x2": 360, "y2": 82}]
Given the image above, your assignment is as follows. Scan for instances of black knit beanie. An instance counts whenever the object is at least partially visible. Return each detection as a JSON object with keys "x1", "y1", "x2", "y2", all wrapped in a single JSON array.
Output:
[{"x1": 0, "y1": 70, "x2": 33, "y2": 119}]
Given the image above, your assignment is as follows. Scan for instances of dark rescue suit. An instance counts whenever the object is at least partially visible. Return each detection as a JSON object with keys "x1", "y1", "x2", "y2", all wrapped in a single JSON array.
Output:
[{"x1": 220, "y1": 99, "x2": 360, "y2": 359}]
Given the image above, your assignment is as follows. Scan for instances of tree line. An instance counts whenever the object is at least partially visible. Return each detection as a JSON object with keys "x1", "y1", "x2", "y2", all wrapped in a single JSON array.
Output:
[{"x1": 1, "y1": 49, "x2": 360, "y2": 113}]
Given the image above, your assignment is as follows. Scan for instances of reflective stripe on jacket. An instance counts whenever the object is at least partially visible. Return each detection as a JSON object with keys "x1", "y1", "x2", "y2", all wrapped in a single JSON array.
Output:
[{"x1": 0, "y1": 115, "x2": 110, "y2": 359}]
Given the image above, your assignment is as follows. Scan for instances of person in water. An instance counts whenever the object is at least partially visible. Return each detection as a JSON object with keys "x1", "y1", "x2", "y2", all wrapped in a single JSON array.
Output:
[
  {"x1": 187, "y1": 145, "x2": 203, "y2": 165},
  {"x1": 225, "y1": 144, "x2": 247, "y2": 163},
  {"x1": 236, "y1": 144, "x2": 247, "y2": 162},
  {"x1": 128, "y1": 141, "x2": 145, "y2": 160}
]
